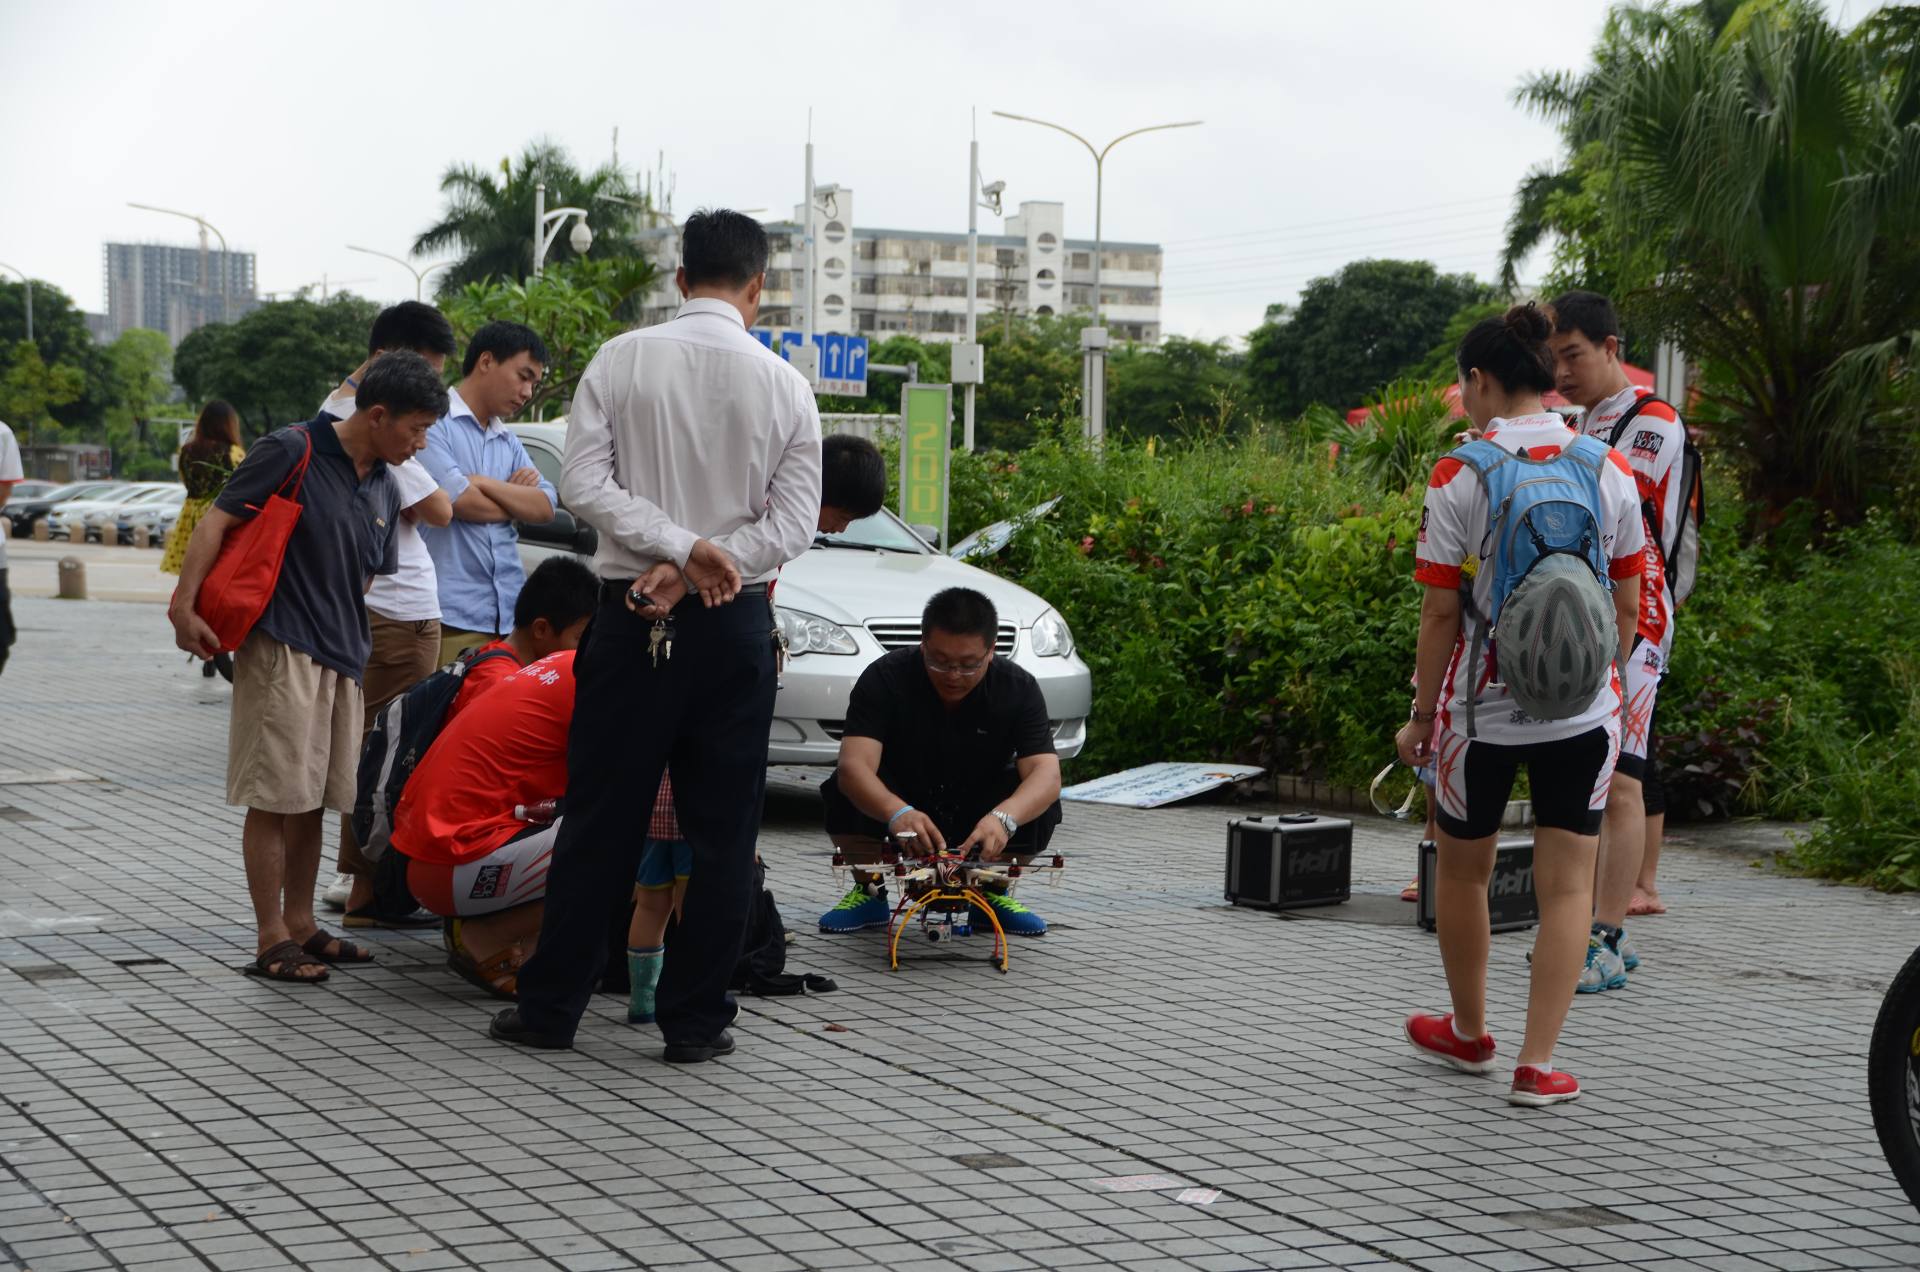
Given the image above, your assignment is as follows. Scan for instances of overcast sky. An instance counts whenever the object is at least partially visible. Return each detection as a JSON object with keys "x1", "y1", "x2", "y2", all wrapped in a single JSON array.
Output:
[{"x1": 0, "y1": 0, "x2": 1849, "y2": 345}]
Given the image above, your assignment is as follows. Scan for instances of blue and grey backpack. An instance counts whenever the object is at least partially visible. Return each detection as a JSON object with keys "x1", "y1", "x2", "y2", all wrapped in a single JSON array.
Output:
[{"x1": 1451, "y1": 433, "x2": 1620, "y2": 736}]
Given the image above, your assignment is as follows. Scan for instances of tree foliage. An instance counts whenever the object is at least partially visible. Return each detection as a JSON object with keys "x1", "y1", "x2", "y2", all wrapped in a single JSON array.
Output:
[
  {"x1": 0, "y1": 280, "x2": 115, "y2": 436},
  {"x1": 102, "y1": 329, "x2": 181, "y2": 479},
  {"x1": 1306, "y1": 378, "x2": 1461, "y2": 496},
  {"x1": 1407, "y1": 301, "x2": 1509, "y2": 384},
  {"x1": 1520, "y1": 0, "x2": 1920, "y2": 528},
  {"x1": 1245, "y1": 259, "x2": 1486, "y2": 418},
  {"x1": 1109, "y1": 336, "x2": 1247, "y2": 441},
  {"x1": 0, "y1": 341, "x2": 85, "y2": 447},
  {"x1": 174, "y1": 295, "x2": 381, "y2": 437},
  {"x1": 414, "y1": 141, "x2": 651, "y2": 293},
  {"x1": 441, "y1": 257, "x2": 659, "y2": 419}
]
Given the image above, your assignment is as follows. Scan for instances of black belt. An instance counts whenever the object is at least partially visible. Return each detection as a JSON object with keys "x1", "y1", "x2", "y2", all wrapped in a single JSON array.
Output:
[{"x1": 599, "y1": 578, "x2": 768, "y2": 606}]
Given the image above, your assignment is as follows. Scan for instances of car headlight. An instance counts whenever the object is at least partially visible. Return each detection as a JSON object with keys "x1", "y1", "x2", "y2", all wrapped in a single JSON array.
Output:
[
  {"x1": 775, "y1": 607, "x2": 858, "y2": 656},
  {"x1": 1030, "y1": 609, "x2": 1074, "y2": 657}
]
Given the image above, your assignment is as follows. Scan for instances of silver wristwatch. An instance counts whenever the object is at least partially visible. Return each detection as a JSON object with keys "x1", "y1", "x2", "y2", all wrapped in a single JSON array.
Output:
[{"x1": 992, "y1": 809, "x2": 1018, "y2": 837}]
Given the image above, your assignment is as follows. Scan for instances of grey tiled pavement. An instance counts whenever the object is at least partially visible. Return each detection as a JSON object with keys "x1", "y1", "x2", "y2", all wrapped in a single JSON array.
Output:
[{"x1": 3, "y1": 595, "x2": 1919, "y2": 1272}]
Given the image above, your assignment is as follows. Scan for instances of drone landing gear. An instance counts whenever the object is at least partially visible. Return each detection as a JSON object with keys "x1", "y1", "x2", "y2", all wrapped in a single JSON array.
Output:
[{"x1": 888, "y1": 886, "x2": 1009, "y2": 974}]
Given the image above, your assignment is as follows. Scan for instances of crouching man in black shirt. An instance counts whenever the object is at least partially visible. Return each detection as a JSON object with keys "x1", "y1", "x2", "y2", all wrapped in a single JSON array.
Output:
[{"x1": 818, "y1": 587, "x2": 1063, "y2": 937}]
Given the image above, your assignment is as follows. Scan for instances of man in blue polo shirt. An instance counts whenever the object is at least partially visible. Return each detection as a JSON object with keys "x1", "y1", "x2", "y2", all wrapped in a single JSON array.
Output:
[
  {"x1": 418, "y1": 321, "x2": 557, "y2": 666},
  {"x1": 168, "y1": 353, "x2": 447, "y2": 984}
]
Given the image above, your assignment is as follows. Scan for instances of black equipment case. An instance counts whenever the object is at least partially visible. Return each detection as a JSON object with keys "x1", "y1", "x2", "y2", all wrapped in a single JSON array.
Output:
[
  {"x1": 1416, "y1": 838, "x2": 1537, "y2": 932},
  {"x1": 1225, "y1": 813, "x2": 1352, "y2": 911}
]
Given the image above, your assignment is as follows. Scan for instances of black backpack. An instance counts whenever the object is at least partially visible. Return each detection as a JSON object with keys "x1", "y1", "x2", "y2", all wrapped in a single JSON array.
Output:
[
  {"x1": 350, "y1": 647, "x2": 519, "y2": 863},
  {"x1": 1607, "y1": 394, "x2": 1705, "y2": 607},
  {"x1": 731, "y1": 860, "x2": 836, "y2": 997}
]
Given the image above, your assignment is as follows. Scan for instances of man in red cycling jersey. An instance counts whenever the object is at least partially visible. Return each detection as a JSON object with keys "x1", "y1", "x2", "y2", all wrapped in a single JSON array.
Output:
[{"x1": 1548, "y1": 291, "x2": 1688, "y2": 992}]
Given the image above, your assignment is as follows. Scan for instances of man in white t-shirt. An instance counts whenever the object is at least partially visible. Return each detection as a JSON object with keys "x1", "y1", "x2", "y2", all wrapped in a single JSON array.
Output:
[
  {"x1": 318, "y1": 303, "x2": 457, "y2": 921},
  {"x1": 0, "y1": 418, "x2": 21, "y2": 677},
  {"x1": 1548, "y1": 290, "x2": 1689, "y2": 991}
]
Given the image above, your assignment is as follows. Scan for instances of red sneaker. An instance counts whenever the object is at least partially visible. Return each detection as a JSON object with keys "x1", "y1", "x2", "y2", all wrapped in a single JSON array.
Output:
[
  {"x1": 1404, "y1": 1012, "x2": 1495, "y2": 1074},
  {"x1": 1508, "y1": 1065, "x2": 1581, "y2": 1107}
]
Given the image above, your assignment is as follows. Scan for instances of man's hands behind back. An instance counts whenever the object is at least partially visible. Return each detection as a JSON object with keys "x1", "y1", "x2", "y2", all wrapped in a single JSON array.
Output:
[{"x1": 684, "y1": 538, "x2": 742, "y2": 607}]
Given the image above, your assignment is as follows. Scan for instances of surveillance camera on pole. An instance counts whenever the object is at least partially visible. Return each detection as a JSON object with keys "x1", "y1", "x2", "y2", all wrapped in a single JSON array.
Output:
[
  {"x1": 532, "y1": 180, "x2": 594, "y2": 278},
  {"x1": 959, "y1": 114, "x2": 1001, "y2": 451}
]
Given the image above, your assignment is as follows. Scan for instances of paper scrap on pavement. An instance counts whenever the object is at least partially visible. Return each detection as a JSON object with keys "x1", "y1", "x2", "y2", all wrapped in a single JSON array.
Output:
[
  {"x1": 1062, "y1": 762, "x2": 1265, "y2": 809},
  {"x1": 1092, "y1": 1174, "x2": 1186, "y2": 1193},
  {"x1": 1177, "y1": 1188, "x2": 1222, "y2": 1206}
]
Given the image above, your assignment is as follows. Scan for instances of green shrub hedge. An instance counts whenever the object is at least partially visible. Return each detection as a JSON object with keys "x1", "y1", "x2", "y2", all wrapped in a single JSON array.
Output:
[{"x1": 941, "y1": 425, "x2": 1920, "y2": 888}]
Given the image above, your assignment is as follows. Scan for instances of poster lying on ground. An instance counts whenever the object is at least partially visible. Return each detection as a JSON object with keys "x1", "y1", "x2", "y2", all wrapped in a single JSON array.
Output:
[{"x1": 1061, "y1": 762, "x2": 1265, "y2": 809}]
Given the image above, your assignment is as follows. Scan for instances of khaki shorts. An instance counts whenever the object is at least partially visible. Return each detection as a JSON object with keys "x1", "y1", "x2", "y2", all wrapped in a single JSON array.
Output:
[
  {"x1": 439, "y1": 627, "x2": 501, "y2": 668},
  {"x1": 227, "y1": 631, "x2": 363, "y2": 815}
]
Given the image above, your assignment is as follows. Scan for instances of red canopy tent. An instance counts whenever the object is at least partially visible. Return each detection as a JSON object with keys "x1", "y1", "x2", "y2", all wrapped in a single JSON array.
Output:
[{"x1": 1343, "y1": 362, "x2": 1656, "y2": 426}]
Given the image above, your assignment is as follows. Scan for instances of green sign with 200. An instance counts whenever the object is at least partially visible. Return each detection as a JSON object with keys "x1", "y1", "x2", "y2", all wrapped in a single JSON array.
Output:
[{"x1": 898, "y1": 383, "x2": 951, "y2": 548}]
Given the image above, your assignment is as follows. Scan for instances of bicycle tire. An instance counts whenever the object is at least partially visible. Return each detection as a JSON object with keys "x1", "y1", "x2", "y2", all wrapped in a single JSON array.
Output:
[{"x1": 1868, "y1": 941, "x2": 1920, "y2": 1212}]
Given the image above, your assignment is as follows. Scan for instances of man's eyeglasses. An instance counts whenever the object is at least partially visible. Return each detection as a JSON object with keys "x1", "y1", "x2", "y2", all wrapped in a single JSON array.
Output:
[{"x1": 922, "y1": 652, "x2": 990, "y2": 678}]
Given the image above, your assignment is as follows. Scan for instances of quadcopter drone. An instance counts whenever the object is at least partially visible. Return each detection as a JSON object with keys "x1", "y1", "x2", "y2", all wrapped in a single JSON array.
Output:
[{"x1": 830, "y1": 831, "x2": 1064, "y2": 973}]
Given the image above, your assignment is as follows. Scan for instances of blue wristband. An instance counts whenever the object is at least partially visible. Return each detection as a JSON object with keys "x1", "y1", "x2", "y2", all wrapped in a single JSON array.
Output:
[{"x1": 887, "y1": 805, "x2": 914, "y2": 826}]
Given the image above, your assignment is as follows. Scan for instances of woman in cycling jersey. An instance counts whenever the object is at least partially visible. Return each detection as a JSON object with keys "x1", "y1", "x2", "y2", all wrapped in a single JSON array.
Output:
[{"x1": 1395, "y1": 304, "x2": 1645, "y2": 1108}]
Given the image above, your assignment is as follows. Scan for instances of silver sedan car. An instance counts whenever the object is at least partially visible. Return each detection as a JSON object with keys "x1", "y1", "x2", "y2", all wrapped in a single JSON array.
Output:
[{"x1": 509, "y1": 421, "x2": 1091, "y2": 764}]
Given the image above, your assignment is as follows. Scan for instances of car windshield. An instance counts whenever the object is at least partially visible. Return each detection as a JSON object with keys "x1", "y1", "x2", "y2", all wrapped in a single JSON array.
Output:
[{"x1": 815, "y1": 510, "x2": 929, "y2": 554}]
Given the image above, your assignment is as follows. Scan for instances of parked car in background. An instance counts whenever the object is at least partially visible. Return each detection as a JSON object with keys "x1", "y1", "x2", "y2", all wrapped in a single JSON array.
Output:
[
  {"x1": 87, "y1": 485, "x2": 184, "y2": 540},
  {"x1": 4, "y1": 479, "x2": 56, "y2": 509},
  {"x1": 6, "y1": 480, "x2": 130, "y2": 537},
  {"x1": 124, "y1": 493, "x2": 186, "y2": 547},
  {"x1": 508, "y1": 420, "x2": 1093, "y2": 764},
  {"x1": 109, "y1": 487, "x2": 187, "y2": 544},
  {"x1": 47, "y1": 482, "x2": 179, "y2": 542}
]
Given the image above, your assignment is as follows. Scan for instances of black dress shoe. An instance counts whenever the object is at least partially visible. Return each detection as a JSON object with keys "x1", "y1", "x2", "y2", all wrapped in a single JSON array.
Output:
[
  {"x1": 489, "y1": 1007, "x2": 572, "y2": 1050},
  {"x1": 662, "y1": 1030, "x2": 735, "y2": 1064}
]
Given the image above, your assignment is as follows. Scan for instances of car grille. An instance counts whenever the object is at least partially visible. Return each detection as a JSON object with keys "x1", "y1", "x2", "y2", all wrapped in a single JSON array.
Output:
[{"x1": 866, "y1": 621, "x2": 1016, "y2": 656}]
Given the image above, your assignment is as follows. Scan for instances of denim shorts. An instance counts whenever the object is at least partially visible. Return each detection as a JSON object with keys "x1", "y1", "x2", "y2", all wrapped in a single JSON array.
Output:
[{"x1": 636, "y1": 837, "x2": 693, "y2": 889}]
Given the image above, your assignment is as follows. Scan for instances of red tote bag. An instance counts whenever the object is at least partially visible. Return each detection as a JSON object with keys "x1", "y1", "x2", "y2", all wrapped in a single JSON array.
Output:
[{"x1": 191, "y1": 427, "x2": 314, "y2": 653}]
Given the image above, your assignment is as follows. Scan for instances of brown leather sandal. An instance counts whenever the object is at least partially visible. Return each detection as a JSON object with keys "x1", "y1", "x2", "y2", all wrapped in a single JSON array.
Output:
[
  {"x1": 243, "y1": 939, "x2": 330, "y2": 984},
  {"x1": 447, "y1": 945, "x2": 520, "y2": 1001},
  {"x1": 301, "y1": 930, "x2": 375, "y2": 965}
]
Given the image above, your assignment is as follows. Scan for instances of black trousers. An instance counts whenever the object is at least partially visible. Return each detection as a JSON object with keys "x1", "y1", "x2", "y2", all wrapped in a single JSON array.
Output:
[
  {"x1": 514, "y1": 589, "x2": 776, "y2": 1045},
  {"x1": 0, "y1": 568, "x2": 13, "y2": 677}
]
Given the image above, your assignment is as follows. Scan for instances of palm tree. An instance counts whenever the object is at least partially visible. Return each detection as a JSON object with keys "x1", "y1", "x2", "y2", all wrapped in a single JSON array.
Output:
[
  {"x1": 413, "y1": 141, "x2": 650, "y2": 292},
  {"x1": 1500, "y1": 2, "x2": 1746, "y2": 292},
  {"x1": 1579, "y1": 2, "x2": 1920, "y2": 525}
]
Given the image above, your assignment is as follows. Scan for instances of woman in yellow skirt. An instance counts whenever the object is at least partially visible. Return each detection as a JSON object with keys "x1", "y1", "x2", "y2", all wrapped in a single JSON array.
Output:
[{"x1": 162, "y1": 400, "x2": 246, "y2": 678}]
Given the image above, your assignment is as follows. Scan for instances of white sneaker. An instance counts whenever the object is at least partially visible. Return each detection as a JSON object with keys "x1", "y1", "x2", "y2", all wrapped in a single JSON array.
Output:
[
  {"x1": 1576, "y1": 932, "x2": 1628, "y2": 993},
  {"x1": 1617, "y1": 927, "x2": 1640, "y2": 972},
  {"x1": 322, "y1": 873, "x2": 352, "y2": 911}
]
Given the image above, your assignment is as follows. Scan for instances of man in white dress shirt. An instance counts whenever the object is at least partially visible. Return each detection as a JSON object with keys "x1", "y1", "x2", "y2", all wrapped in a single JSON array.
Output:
[{"x1": 494, "y1": 209, "x2": 822, "y2": 1062}]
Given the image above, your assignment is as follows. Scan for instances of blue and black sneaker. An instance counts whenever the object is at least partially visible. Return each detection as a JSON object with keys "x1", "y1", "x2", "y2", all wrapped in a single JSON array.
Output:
[
  {"x1": 818, "y1": 886, "x2": 890, "y2": 933},
  {"x1": 969, "y1": 891, "x2": 1047, "y2": 937}
]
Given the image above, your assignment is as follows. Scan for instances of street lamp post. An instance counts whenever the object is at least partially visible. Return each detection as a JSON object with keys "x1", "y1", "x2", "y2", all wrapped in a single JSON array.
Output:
[
  {"x1": 990, "y1": 112, "x2": 1201, "y2": 442},
  {"x1": 532, "y1": 181, "x2": 594, "y2": 278},
  {"x1": 0, "y1": 263, "x2": 30, "y2": 344},
  {"x1": 128, "y1": 201, "x2": 234, "y2": 323},
  {"x1": 960, "y1": 122, "x2": 1004, "y2": 453},
  {"x1": 346, "y1": 246, "x2": 454, "y2": 301}
]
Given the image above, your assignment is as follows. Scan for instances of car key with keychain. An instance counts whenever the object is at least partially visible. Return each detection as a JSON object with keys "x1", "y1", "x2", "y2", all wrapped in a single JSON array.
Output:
[{"x1": 626, "y1": 582, "x2": 676, "y2": 668}]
